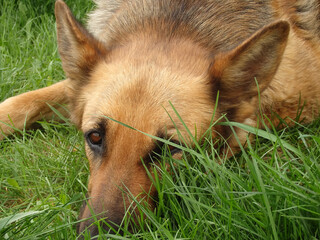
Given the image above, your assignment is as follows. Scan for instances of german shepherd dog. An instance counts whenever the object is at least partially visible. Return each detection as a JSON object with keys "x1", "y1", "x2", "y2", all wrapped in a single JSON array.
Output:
[{"x1": 1, "y1": 0, "x2": 320, "y2": 236}]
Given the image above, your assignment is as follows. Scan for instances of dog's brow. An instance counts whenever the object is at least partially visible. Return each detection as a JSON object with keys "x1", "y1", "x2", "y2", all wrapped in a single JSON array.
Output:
[
  {"x1": 83, "y1": 118, "x2": 108, "y2": 134},
  {"x1": 98, "y1": 118, "x2": 108, "y2": 131}
]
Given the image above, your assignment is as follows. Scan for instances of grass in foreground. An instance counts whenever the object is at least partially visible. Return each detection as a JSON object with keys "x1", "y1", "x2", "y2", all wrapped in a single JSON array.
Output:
[{"x1": 1, "y1": 1, "x2": 320, "y2": 239}]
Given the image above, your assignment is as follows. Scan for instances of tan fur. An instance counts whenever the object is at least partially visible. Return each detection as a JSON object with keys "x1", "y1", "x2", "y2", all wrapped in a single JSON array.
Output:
[
  {"x1": 0, "y1": 80, "x2": 71, "y2": 139},
  {"x1": 1, "y1": 0, "x2": 320, "y2": 236}
]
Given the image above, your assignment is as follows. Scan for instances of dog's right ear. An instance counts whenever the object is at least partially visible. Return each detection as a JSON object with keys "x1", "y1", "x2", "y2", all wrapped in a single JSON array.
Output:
[
  {"x1": 211, "y1": 21, "x2": 289, "y2": 106},
  {"x1": 55, "y1": 0, "x2": 107, "y2": 82}
]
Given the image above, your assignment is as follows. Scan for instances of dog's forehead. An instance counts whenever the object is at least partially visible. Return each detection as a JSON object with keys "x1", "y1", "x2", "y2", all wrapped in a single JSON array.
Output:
[{"x1": 81, "y1": 41, "x2": 216, "y2": 134}]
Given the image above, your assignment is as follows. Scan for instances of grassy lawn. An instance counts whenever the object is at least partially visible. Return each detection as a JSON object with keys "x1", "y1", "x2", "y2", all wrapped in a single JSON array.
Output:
[{"x1": 0, "y1": 1, "x2": 320, "y2": 239}]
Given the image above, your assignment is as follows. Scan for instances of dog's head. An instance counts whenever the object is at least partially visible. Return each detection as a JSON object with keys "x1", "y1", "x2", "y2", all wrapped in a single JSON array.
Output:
[{"x1": 55, "y1": 0, "x2": 289, "y2": 236}]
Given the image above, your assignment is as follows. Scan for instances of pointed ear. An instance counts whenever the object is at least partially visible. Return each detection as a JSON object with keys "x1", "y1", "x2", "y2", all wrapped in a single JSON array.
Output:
[
  {"x1": 211, "y1": 21, "x2": 290, "y2": 105},
  {"x1": 55, "y1": 0, "x2": 107, "y2": 82}
]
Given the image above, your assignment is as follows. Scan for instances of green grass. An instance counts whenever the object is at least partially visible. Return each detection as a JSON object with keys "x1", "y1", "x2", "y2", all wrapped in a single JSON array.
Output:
[{"x1": 1, "y1": 1, "x2": 320, "y2": 239}]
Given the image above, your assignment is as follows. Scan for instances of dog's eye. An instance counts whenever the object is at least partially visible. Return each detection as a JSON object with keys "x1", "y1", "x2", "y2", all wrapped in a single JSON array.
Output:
[
  {"x1": 85, "y1": 127, "x2": 105, "y2": 154},
  {"x1": 167, "y1": 143, "x2": 182, "y2": 155},
  {"x1": 87, "y1": 131, "x2": 102, "y2": 146}
]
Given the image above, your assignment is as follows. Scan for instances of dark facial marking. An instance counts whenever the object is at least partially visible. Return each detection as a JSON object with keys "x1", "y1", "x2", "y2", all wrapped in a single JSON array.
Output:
[{"x1": 142, "y1": 137, "x2": 182, "y2": 166}]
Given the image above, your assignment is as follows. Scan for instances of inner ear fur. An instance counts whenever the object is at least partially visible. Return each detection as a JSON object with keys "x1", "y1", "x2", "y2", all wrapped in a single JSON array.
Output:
[
  {"x1": 55, "y1": 0, "x2": 107, "y2": 83},
  {"x1": 211, "y1": 21, "x2": 290, "y2": 106}
]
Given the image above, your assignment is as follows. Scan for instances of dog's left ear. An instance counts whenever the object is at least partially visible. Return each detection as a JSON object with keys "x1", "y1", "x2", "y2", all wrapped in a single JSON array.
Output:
[
  {"x1": 55, "y1": 0, "x2": 107, "y2": 83},
  {"x1": 211, "y1": 21, "x2": 290, "y2": 106}
]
